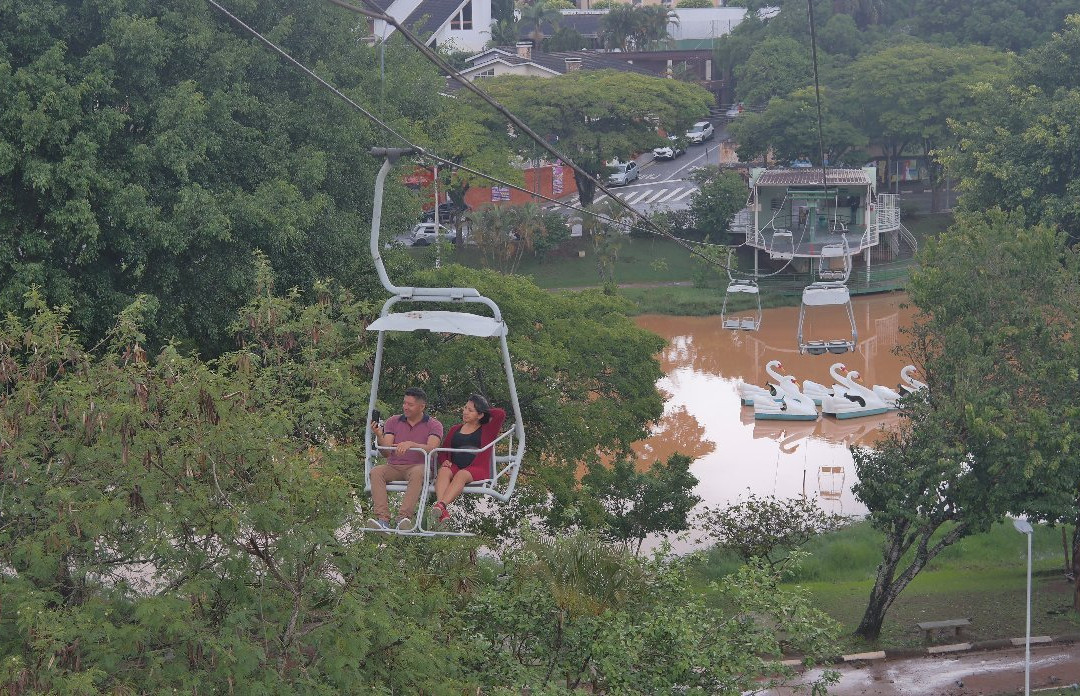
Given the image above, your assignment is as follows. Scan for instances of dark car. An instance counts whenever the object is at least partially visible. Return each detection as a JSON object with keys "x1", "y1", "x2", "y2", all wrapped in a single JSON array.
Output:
[{"x1": 421, "y1": 202, "x2": 467, "y2": 224}]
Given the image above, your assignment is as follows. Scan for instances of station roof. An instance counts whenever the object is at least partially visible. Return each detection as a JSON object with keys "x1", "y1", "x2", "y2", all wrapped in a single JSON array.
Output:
[{"x1": 754, "y1": 168, "x2": 873, "y2": 187}]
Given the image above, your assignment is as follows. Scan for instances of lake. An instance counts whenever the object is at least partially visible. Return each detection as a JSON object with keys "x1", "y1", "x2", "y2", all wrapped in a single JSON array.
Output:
[{"x1": 634, "y1": 291, "x2": 915, "y2": 520}]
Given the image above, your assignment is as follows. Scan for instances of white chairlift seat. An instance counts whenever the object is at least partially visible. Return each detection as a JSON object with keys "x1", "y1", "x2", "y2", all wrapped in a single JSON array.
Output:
[
  {"x1": 367, "y1": 310, "x2": 506, "y2": 337},
  {"x1": 797, "y1": 282, "x2": 857, "y2": 355},
  {"x1": 721, "y1": 280, "x2": 762, "y2": 331}
]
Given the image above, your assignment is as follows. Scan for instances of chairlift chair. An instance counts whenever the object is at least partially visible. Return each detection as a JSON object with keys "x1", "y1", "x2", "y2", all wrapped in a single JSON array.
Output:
[
  {"x1": 817, "y1": 236, "x2": 852, "y2": 282},
  {"x1": 768, "y1": 230, "x2": 795, "y2": 260},
  {"x1": 720, "y1": 247, "x2": 762, "y2": 331},
  {"x1": 363, "y1": 147, "x2": 526, "y2": 536},
  {"x1": 797, "y1": 282, "x2": 857, "y2": 355}
]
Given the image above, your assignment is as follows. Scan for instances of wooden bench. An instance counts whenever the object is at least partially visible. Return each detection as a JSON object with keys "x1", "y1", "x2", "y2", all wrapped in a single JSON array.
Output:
[{"x1": 917, "y1": 618, "x2": 971, "y2": 642}]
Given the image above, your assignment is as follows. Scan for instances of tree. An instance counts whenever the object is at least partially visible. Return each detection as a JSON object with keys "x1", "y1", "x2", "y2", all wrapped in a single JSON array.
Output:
[
  {"x1": 842, "y1": 40, "x2": 1012, "y2": 207},
  {"x1": 600, "y1": 5, "x2": 677, "y2": 51},
  {"x1": 733, "y1": 36, "x2": 813, "y2": 106},
  {"x1": 465, "y1": 202, "x2": 551, "y2": 273},
  {"x1": 519, "y1": 0, "x2": 562, "y2": 45},
  {"x1": 697, "y1": 494, "x2": 845, "y2": 569},
  {"x1": 686, "y1": 167, "x2": 751, "y2": 240},
  {"x1": 466, "y1": 531, "x2": 841, "y2": 692},
  {"x1": 730, "y1": 86, "x2": 867, "y2": 166},
  {"x1": 464, "y1": 71, "x2": 712, "y2": 204},
  {"x1": 0, "y1": 0, "x2": 441, "y2": 356},
  {"x1": 678, "y1": 0, "x2": 714, "y2": 7},
  {"x1": 487, "y1": 16, "x2": 521, "y2": 46},
  {"x1": 851, "y1": 210, "x2": 1080, "y2": 638},
  {"x1": 0, "y1": 263, "x2": 485, "y2": 692},
  {"x1": 580, "y1": 454, "x2": 701, "y2": 555},
  {"x1": 944, "y1": 14, "x2": 1080, "y2": 241}
]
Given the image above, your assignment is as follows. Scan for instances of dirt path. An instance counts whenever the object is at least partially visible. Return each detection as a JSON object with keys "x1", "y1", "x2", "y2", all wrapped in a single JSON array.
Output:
[{"x1": 766, "y1": 642, "x2": 1080, "y2": 695}]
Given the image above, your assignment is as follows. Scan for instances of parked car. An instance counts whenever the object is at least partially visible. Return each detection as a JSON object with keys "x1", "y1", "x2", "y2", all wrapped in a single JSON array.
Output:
[
  {"x1": 652, "y1": 135, "x2": 687, "y2": 160},
  {"x1": 724, "y1": 102, "x2": 745, "y2": 120},
  {"x1": 685, "y1": 121, "x2": 714, "y2": 143},
  {"x1": 393, "y1": 222, "x2": 461, "y2": 247},
  {"x1": 607, "y1": 160, "x2": 640, "y2": 186},
  {"x1": 421, "y1": 201, "x2": 467, "y2": 224}
]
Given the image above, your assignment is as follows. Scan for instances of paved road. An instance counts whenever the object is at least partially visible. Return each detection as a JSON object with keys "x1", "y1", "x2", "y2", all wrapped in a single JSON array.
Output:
[
  {"x1": 545, "y1": 130, "x2": 732, "y2": 216},
  {"x1": 764, "y1": 642, "x2": 1080, "y2": 696}
]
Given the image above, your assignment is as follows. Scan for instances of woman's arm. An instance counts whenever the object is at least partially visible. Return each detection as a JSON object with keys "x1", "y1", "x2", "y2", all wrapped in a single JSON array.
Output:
[{"x1": 483, "y1": 408, "x2": 507, "y2": 443}]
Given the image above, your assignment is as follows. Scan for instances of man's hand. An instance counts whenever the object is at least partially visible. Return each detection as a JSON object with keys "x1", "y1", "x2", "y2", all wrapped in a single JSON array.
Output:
[{"x1": 394, "y1": 441, "x2": 414, "y2": 455}]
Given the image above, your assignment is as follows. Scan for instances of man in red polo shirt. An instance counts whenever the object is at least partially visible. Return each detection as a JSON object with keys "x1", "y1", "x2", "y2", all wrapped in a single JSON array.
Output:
[{"x1": 368, "y1": 387, "x2": 444, "y2": 530}]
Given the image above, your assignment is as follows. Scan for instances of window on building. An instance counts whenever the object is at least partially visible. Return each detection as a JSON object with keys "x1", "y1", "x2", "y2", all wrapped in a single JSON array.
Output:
[
  {"x1": 450, "y1": 1, "x2": 473, "y2": 30},
  {"x1": 475, "y1": 67, "x2": 495, "y2": 78}
]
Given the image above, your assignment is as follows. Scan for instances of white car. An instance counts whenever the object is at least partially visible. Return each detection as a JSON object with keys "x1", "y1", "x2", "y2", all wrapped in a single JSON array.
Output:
[
  {"x1": 652, "y1": 136, "x2": 686, "y2": 160},
  {"x1": 394, "y1": 222, "x2": 459, "y2": 247},
  {"x1": 607, "y1": 160, "x2": 639, "y2": 186},
  {"x1": 685, "y1": 121, "x2": 714, "y2": 144}
]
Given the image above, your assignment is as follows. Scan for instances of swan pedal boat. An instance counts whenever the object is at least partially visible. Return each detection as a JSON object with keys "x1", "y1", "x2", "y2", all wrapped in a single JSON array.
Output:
[
  {"x1": 822, "y1": 368, "x2": 891, "y2": 419},
  {"x1": 754, "y1": 360, "x2": 819, "y2": 421}
]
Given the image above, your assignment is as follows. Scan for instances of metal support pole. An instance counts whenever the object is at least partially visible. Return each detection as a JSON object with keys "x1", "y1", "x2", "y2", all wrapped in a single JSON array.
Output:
[{"x1": 1025, "y1": 529, "x2": 1032, "y2": 696}]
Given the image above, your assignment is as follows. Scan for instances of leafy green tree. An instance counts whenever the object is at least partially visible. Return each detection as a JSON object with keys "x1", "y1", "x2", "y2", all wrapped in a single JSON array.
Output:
[
  {"x1": 544, "y1": 24, "x2": 589, "y2": 51},
  {"x1": 687, "y1": 167, "x2": 751, "y2": 240},
  {"x1": 677, "y1": 0, "x2": 714, "y2": 7},
  {"x1": 466, "y1": 531, "x2": 841, "y2": 692},
  {"x1": 730, "y1": 86, "x2": 867, "y2": 166},
  {"x1": 464, "y1": 71, "x2": 712, "y2": 204},
  {"x1": 0, "y1": 0, "x2": 440, "y2": 356},
  {"x1": 0, "y1": 262, "x2": 486, "y2": 692},
  {"x1": 487, "y1": 16, "x2": 521, "y2": 46},
  {"x1": 697, "y1": 494, "x2": 845, "y2": 569},
  {"x1": 733, "y1": 36, "x2": 813, "y2": 106},
  {"x1": 842, "y1": 40, "x2": 1011, "y2": 208},
  {"x1": 600, "y1": 5, "x2": 677, "y2": 51},
  {"x1": 465, "y1": 202, "x2": 550, "y2": 273},
  {"x1": 852, "y1": 209, "x2": 1080, "y2": 638},
  {"x1": 903, "y1": 0, "x2": 1075, "y2": 52},
  {"x1": 519, "y1": 0, "x2": 563, "y2": 44},
  {"x1": 580, "y1": 454, "x2": 701, "y2": 554},
  {"x1": 944, "y1": 14, "x2": 1080, "y2": 241}
]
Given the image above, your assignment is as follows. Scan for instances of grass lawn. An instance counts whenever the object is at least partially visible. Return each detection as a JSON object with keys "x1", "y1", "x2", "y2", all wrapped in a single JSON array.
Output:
[
  {"x1": 696, "y1": 520, "x2": 1080, "y2": 653},
  {"x1": 447, "y1": 235, "x2": 701, "y2": 289}
]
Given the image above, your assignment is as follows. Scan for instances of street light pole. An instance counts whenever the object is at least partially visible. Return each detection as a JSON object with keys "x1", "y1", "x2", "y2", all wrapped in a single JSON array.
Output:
[{"x1": 1013, "y1": 518, "x2": 1034, "y2": 696}]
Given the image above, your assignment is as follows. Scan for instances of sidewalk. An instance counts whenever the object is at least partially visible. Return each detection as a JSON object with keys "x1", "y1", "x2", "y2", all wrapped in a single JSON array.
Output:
[{"x1": 768, "y1": 636, "x2": 1080, "y2": 695}]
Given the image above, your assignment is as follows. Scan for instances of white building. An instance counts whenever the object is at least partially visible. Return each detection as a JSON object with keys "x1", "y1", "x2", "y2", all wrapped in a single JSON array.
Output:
[{"x1": 371, "y1": 0, "x2": 493, "y2": 52}]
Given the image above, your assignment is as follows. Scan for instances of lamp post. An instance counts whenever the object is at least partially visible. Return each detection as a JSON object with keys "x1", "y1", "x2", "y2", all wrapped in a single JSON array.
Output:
[{"x1": 1013, "y1": 517, "x2": 1033, "y2": 696}]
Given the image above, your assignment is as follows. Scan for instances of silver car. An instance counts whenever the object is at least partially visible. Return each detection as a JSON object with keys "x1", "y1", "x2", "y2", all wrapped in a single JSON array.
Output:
[
  {"x1": 607, "y1": 160, "x2": 639, "y2": 186},
  {"x1": 686, "y1": 121, "x2": 714, "y2": 143}
]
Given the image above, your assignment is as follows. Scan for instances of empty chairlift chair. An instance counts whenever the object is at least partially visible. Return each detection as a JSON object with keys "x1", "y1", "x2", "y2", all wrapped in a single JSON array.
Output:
[
  {"x1": 817, "y1": 237, "x2": 852, "y2": 282},
  {"x1": 363, "y1": 147, "x2": 526, "y2": 536},
  {"x1": 797, "y1": 282, "x2": 857, "y2": 355},
  {"x1": 720, "y1": 248, "x2": 762, "y2": 331}
]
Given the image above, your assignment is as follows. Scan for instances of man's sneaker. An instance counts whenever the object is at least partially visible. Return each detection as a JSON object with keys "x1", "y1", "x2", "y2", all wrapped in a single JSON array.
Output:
[
  {"x1": 395, "y1": 517, "x2": 413, "y2": 531},
  {"x1": 366, "y1": 518, "x2": 391, "y2": 531}
]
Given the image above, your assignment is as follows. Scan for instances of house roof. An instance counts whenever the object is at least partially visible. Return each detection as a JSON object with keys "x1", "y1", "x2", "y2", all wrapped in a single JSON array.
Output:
[
  {"x1": 401, "y1": 0, "x2": 469, "y2": 39},
  {"x1": 470, "y1": 47, "x2": 655, "y2": 75},
  {"x1": 754, "y1": 168, "x2": 873, "y2": 187}
]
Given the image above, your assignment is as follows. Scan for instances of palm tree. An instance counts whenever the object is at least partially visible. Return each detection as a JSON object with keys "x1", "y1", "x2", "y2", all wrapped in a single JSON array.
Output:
[
  {"x1": 487, "y1": 17, "x2": 520, "y2": 47},
  {"x1": 599, "y1": 4, "x2": 637, "y2": 51},
  {"x1": 518, "y1": 0, "x2": 562, "y2": 46},
  {"x1": 634, "y1": 5, "x2": 678, "y2": 50}
]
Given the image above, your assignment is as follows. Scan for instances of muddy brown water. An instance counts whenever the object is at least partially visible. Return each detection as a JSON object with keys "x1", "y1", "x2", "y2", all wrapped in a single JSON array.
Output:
[{"x1": 633, "y1": 292, "x2": 916, "y2": 523}]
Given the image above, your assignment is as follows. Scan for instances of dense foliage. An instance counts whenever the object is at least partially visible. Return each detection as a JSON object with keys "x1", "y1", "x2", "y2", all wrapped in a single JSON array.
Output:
[
  {"x1": 852, "y1": 210, "x2": 1080, "y2": 637},
  {"x1": 0, "y1": 273, "x2": 839, "y2": 691},
  {"x1": 0, "y1": 0, "x2": 436, "y2": 356}
]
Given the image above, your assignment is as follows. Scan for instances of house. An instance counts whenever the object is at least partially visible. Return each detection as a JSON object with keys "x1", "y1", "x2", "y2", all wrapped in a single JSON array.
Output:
[
  {"x1": 455, "y1": 42, "x2": 657, "y2": 81},
  {"x1": 371, "y1": 0, "x2": 493, "y2": 52}
]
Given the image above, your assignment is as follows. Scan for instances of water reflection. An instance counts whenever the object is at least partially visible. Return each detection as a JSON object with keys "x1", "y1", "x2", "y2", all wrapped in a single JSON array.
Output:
[{"x1": 634, "y1": 292, "x2": 914, "y2": 519}]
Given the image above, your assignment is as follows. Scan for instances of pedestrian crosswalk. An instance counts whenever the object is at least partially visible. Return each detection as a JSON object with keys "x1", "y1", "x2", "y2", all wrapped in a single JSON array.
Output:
[{"x1": 544, "y1": 185, "x2": 696, "y2": 212}]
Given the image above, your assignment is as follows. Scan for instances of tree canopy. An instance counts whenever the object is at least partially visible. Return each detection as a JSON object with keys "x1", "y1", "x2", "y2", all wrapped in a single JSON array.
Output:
[
  {"x1": 0, "y1": 0, "x2": 439, "y2": 356},
  {"x1": 460, "y1": 70, "x2": 712, "y2": 204}
]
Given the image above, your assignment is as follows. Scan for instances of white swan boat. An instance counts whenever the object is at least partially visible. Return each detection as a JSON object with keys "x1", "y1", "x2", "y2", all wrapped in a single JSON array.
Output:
[
  {"x1": 754, "y1": 361, "x2": 819, "y2": 421},
  {"x1": 873, "y1": 365, "x2": 926, "y2": 407},
  {"x1": 822, "y1": 368, "x2": 891, "y2": 419}
]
